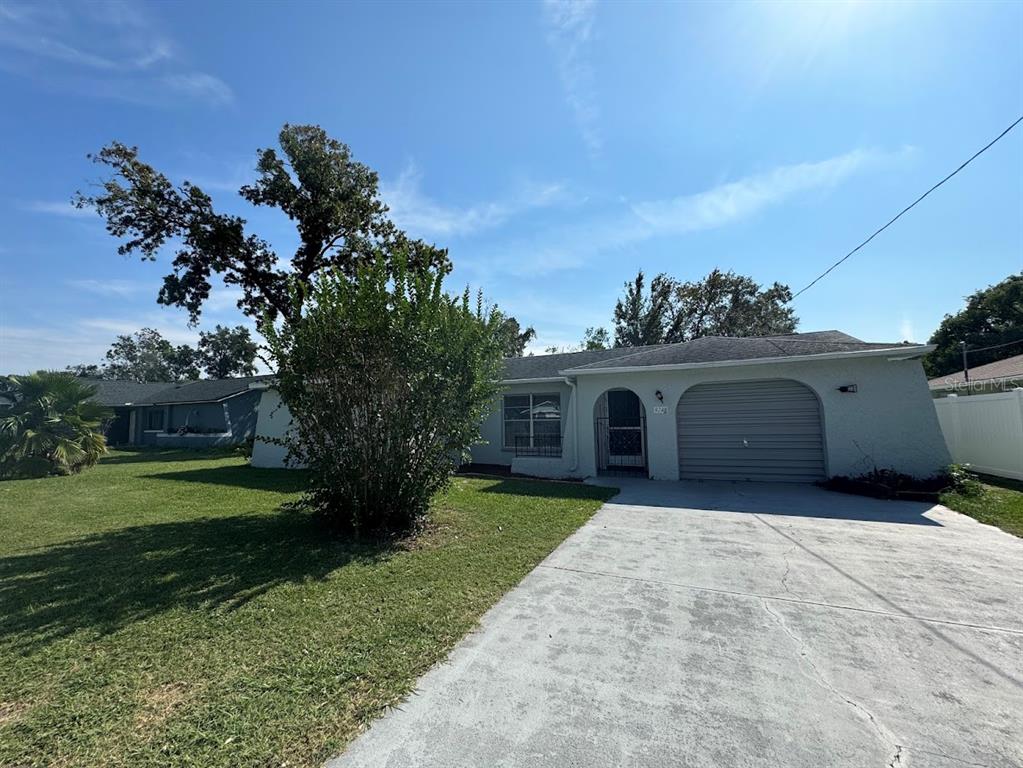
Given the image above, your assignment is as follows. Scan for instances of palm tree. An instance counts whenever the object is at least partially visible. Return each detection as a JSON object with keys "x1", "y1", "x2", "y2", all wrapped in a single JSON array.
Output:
[{"x1": 0, "y1": 372, "x2": 113, "y2": 479}]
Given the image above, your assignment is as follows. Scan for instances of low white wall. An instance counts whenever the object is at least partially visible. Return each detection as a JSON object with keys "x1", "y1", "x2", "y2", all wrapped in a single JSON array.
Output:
[
  {"x1": 934, "y1": 390, "x2": 1023, "y2": 480},
  {"x1": 251, "y1": 388, "x2": 301, "y2": 468},
  {"x1": 510, "y1": 455, "x2": 574, "y2": 479}
]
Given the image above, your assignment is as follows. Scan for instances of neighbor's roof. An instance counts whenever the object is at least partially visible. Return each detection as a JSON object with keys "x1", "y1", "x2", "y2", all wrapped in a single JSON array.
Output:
[
  {"x1": 144, "y1": 376, "x2": 271, "y2": 404},
  {"x1": 928, "y1": 353, "x2": 1023, "y2": 389},
  {"x1": 83, "y1": 376, "x2": 271, "y2": 406},
  {"x1": 502, "y1": 331, "x2": 927, "y2": 382},
  {"x1": 83, "y1": 379, "x2": 176, "y2": 407}
]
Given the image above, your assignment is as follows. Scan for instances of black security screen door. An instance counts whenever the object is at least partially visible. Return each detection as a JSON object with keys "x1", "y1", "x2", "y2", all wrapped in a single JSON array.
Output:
[{"x1": 595, "y1": 389, "x2": 647, "y2": 476}]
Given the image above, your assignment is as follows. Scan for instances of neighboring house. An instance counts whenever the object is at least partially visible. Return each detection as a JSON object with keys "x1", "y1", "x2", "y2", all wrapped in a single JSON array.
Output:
[
  {"x1": 85, "y1": 380, "x2": 178, "y2": 445},
  {"x1": 252, "y1": 330, "x2": 951, "y2": 482},
  {"x1": 85, "y1": 376, "x2": 268, "y2": 448},
  {"x1": 928, "y1": 353, "x2": 1023, "y2": 397}
]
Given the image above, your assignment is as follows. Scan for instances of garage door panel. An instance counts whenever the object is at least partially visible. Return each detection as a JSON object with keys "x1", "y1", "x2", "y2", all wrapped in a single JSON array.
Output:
[
  {"x1": 677, "y1": 380, "x2": 825, "y2": 482},
  {"x1": 683, "y1": 448, "x2": 824, "y2": 460},
  {"x1": 682, "y1": 424, "x2": 823, "y2": 436}
]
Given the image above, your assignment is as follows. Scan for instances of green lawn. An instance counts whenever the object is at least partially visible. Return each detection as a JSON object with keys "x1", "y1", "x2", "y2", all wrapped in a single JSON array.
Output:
[
  {"x1": 940, "y1": 475, "x2": 1023, "y2": 537},
  {"x1": 0, "y1": 450, "x2": 615, "y2": 767}
]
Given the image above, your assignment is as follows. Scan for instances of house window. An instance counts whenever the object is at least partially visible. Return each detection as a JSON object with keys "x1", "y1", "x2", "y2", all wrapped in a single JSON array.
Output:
[
  {"x1": 146, "y1": 410, "x2": 165, "y2": 430},
  {"x1": 503, "y1": 393, "x2": 561, "y2": 452}
]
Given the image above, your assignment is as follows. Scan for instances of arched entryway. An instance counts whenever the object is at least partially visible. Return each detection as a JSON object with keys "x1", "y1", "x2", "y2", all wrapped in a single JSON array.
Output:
[
  {"x1": 676, "y1": 379, "x2": 825, "y2": 482},
  {"x1": 594, "y1": 388, "x2": 647, "y2": 476}
]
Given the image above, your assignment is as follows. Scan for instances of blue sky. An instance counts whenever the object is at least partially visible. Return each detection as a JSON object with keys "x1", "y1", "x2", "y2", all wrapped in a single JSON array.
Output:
[{"x1": 1, "y1": 0, "x2": 1021, "y2": 373}]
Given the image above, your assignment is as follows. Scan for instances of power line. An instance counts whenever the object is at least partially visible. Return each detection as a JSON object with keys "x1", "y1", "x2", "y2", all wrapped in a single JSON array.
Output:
[
  {"x1": 965, "y1": 336, "x2": 1023, "y2": 354},
  {"x1": 790, "y1": 114, "x2": 1023, "y2": 301}
]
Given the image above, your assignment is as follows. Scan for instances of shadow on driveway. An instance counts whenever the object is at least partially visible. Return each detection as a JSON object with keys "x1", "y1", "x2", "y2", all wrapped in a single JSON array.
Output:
[{"x1": 594, "y1": 478, "x2": 942, "y2": 526}]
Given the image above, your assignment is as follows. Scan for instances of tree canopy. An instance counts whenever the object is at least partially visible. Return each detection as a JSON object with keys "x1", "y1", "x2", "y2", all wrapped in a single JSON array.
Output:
[
  {"x1": 612, "y1": 269, "x2": 797, "y2": 346},
  {"x1": 926, "y1": 274, "x2": 1023, "y2": 377},
  {"x1": 74, "y1": 124, "x2": 449, "y2": 326},
  {"x1": 613, "y1": 271, "x2": 668, "y2": 347},
  {"x1": 661, "y1": 269, "x2": 797, "y2": 342},
  {"x1": 196, "y1": 326, "x2": 259, "y2": 379},
  {"x1": 68, "y1": 325, "x2": 259, "y2": 382},
  {"x1": 494, "y1": 316, "x2": 537, "y2": 357},
  {"x1": 581, "y1": 326, "x2": 610, "y2": 350},
  {"x1": 103, "y1": 328, "x2": 199, "y2": 382}
]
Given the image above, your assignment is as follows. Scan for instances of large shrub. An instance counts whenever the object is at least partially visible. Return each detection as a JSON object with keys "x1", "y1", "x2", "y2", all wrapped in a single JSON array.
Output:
[
  {"x1": 0, "y1": 372, "x2": 112, "y2": 479},
  {"x1": 264, "y1": 252, "x2": 503, "y2": 533}
]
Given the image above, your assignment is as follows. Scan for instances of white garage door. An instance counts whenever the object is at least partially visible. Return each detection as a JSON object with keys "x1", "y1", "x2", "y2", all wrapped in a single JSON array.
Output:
[{"x1": 677, "y1": 380, "x2": 825, "y2": 482}]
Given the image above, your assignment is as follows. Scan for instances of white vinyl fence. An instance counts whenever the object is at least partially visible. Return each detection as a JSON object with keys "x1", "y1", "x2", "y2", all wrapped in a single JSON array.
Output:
[{"x1": 934, "y1": 390, "x2": 1023, "y2": 480}]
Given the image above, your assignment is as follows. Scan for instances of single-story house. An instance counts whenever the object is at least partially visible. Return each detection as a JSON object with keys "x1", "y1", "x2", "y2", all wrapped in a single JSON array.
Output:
[
  {"x1": 85, "y1": 376, "x2": 268, "y2": 448},
  {"x1": 252, "y1": 330, "x2": 951, "y2": 482},
  {"x1": 928, "y1": 353, "x2": 1023, "y2": 398}
]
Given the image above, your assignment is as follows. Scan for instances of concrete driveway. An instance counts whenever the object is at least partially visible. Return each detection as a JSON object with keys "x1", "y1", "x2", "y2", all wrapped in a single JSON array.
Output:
[{"x1": 330, "y1": 480, "x2": 1023, "y2": 768}]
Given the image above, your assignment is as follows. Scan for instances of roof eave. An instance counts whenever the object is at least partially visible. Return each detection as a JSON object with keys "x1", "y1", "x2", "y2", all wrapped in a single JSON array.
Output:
[
  {"x1": 150, "y1": 389, "x2": 257, "y2": 406},
  {"x1": 498, "y1": 376, "x2": 567, "y2": 385},
  {"x1": 557, "y1": 345, "x2": 935, "y2": 376}
]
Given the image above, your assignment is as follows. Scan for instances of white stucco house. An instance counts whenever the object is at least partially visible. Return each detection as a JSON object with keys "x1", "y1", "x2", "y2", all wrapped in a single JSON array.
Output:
[{"x1": 252, "y1": 330, "x2": 951, "y2": 482}]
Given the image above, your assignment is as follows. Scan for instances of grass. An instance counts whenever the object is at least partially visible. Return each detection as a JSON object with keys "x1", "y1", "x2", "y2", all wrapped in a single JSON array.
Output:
[
  {"x1": 0, "y1": 449, "x2": 615, "y2": 767},
  {"x1": 940, "y1": 475, "x2": 1023, "y2": 537}
]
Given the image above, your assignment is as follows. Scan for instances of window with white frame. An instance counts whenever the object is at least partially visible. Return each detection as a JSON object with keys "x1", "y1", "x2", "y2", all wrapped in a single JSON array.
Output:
[
  {"x1": 503, "y1": 393, "x2": 561, "y2": 451},
  {"x1": 146, "y1": 409, "x2": 165, "y2": 430}
]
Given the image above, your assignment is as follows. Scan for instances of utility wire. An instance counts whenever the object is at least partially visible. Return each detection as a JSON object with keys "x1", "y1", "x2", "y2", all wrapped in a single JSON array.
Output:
[
  {"x1": 790, "y1": 114, "x2": 1023, "y2": 300},
  {"x1": 964, "y1": 336, "x2": 1023, "y2": 354}
]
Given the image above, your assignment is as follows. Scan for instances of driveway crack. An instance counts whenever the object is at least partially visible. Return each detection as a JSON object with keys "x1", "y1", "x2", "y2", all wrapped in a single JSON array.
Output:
[
  {"x1": 760, "y1": 598, "x2": 904, "y2": 768},
  {"x1": 779, "y1": 543, "x2": 796, "y2": 597}
]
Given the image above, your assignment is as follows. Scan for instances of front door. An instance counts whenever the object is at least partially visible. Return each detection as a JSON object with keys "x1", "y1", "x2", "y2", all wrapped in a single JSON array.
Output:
[{"x1": 595, "y1": 389, "x2": 647, "y2": 475}]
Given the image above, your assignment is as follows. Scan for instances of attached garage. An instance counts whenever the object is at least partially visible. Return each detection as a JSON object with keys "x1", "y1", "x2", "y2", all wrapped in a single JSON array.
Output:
[{"x1": 676, "y1": 379, "x2": 826, "y2": 482}]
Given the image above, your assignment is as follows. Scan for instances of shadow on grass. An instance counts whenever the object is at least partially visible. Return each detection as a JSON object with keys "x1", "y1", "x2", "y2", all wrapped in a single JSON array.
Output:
[
  {"x1": 101, "y1": 448, "x2": 241, "y2": 465},
  {"x1": 477, "y1": 478, "x2": 616, "y2": 502},
  {"x1": 976, "y1": 473, "x2": 1023, "y2": 493},
  {"x1": 141, "y1": 464, "x2": 311, "y2": 493},
  {"x1": 0, "y1": 510, "x2": 391, "y2": 652}
]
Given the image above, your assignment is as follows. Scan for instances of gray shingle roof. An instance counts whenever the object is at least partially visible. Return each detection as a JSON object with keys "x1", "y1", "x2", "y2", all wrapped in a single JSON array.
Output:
[
  {"x1": 82, "y1": 379, "x2": 176, "y2": 407},
  {"x1": 501, "y1": 331, "x2": 924, "y2": 381},
  {"x1": 928, "y1": 353, "x2": 1023, "y2": 388},
  {"x1": 82, "y1": 376, "x2": 270, "y2": 406},
  {"x1": 502, "y1": 346, "x2": 662, "y2": 381},
  {"x1": 145, "y1": 376, "x2": 271, "y2": 404}
]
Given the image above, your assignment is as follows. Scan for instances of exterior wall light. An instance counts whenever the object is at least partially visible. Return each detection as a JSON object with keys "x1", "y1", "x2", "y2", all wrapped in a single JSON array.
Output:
[{"x1": 655, "y1": 390, "x2": 664, "y2": 401}]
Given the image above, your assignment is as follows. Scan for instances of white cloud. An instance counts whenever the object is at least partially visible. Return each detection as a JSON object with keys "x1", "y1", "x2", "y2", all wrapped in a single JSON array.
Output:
[
  {"x1": 0, "y1": 1, "x2": 232, "y2": 107},
  {"x1": 67, "y1": 278, "x2": 154, "y2": 297},
  {"x1": 21, "y1": 200, "x2": 95, "y2": 218},
  {"x1": 1, "y1": 319, "x2": 194, "y2": 373},
  {"x1": 133, "y1": 40, "x2": 174, "y2": 69},
  {"x1": 0, "y1": 33, "x2": 119, "y2": 69},
  {"x1": 466, "y1": 147, "x2": 906, "y2": 281},
  {"x1": 182, "y1": 157, "x2": 258, "y2": 192},
  {"x1": 78, "y1": 317, "x2": 201, "y2": 347},
  {"x1": 899, "y1": 313, "x2": 916, "y2": 343},
  {"x1": 542, "y1": 0, "x2": 601, "y2": 156},
  {"x1": 0, "y1": 316, "x2": 270, "y2": 374},
  {"x1": 162, "y1": 72, "x2": 234, "y2": 107},
  {"x1": 631, "y1": 148, "x2": 883, "y2": 233},
  {"x1": 201, "y1": 287, "x2": 247, "y2": 314},
  {"x1": 380, "y1": 162, "x2": 570, "y2": 239}
]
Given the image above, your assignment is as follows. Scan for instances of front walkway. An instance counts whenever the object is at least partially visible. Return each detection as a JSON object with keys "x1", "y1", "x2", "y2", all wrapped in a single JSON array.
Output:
[{"x1": 329, "y1": 480, "x2": 1023, "y2": 768}]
